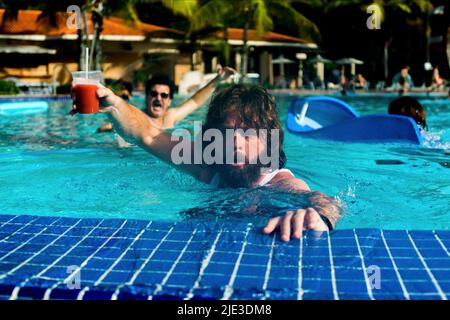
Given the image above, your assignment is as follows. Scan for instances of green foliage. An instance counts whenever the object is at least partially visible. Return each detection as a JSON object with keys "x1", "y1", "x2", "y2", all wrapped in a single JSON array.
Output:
[
  {"x1": 160, "y1": 0, "x2": 197, "y2": 18},
  {"x1": 133, "y1": 70, "x2": 148, "y2": 83},
  {"x1": 0, "y1": 80, "x2": 20, "y2": 95},
  {"x1": 190, "y1": 0, "x2": 320, "y2": 41}
]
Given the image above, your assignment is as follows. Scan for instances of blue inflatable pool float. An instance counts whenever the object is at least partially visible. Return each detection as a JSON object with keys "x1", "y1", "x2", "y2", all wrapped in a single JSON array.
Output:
[
  {"x1": 0, "y1": 100, "x2": 49, "y2": 115},
  {"x1": 286, "y1": 96, "x2": 423, "y2": 144}
]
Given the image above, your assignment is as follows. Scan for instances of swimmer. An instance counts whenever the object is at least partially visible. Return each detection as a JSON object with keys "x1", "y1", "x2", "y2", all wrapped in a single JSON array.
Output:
[
  {"x1": 430, "y1": 66, "x2": 445, "y2": 92},
  {"x1": 96, "y1": 66, "x2": 236, "y2": 133},
  {"x1": 388, "y1": 96, "x2": 427, "y2": 130},
  {"x1": 392, "y1": 66, "x2": 414, "y2": 93},
  {"x1": 71, "y1": 84, "x2": 341, "y2": 241}
]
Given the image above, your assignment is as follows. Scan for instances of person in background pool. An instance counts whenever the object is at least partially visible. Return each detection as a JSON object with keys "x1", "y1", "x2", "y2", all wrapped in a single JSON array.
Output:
[
  {"x1": 392, "y1": 66, "x2": 414, "y2": 93},
  {"x1": 340, "y1": 65, "x2": 348, "y2": 95},
  {"x1": 96, "y1": 67, "x2": 236, "y2": 133},
  {"x1": 354, "y1": 74, "x2": 367, "y2": 90},
  {"x1": 71, "y1": 84, "x2": 341, "y2": 241},
  {"x1": 388, "y1": 96, "x2": 427, "y2": 130},
  {"x1": 430, "y1": 66, "x2": 445, "y2": 92}
]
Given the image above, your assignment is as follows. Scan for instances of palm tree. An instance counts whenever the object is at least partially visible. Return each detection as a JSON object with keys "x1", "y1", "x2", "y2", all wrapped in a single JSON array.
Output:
[
  {"x1": 0, "y1": 0, "x2": 29, "y2": 30},
  {"x1": 154, "y1": 0, "x2": 203, "y2": 70},
  {"x1": 301, "y1": 0, "x2": 433, "y2": 82},
  {"x1": 362, "y1": 1, "x2": 433, "y2": 81},
  {"x1": 189, "y1": 0, "x2": 320, "y2": 76},
  {"x1": 0, "y1": 0, "x2": 90, "y2": 71},
  {"x1": 443, "y1": 3, "x2": 450, "y2": 76},
  {"x1": 87, "y1": 0, "x2": 104, "y2": 71},
  {"x1": 83, "y1": 0, "x2": 146, "y2": 71}
]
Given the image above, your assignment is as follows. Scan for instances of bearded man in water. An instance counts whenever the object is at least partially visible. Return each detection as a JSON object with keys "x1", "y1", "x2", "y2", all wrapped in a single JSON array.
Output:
[{"x1": 71, "y1": 84, "x2": 341, "y2": 241}]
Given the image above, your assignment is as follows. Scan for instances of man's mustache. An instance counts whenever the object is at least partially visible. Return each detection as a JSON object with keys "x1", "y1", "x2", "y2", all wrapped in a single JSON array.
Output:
[{"x1": 152, "y1": 100, "x2": 162, "y2": 107}]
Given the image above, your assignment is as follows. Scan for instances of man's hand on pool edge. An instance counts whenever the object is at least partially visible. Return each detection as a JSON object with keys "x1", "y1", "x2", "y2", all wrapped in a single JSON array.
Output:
[{"x1": 263, "y1": 208, "x2": 329, "y2": 241}]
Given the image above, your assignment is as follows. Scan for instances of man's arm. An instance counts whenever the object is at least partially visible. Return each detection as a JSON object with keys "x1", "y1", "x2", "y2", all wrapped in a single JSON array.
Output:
[
  {"x1": 167, "y1": 67, "x2": 236, "y2": 125},
  {"x1": 305, "y1": 191, "x2": 341, "y2": 229},
  {"x1": 71, "y1": 87, "x2": 207, "y2": 181}
]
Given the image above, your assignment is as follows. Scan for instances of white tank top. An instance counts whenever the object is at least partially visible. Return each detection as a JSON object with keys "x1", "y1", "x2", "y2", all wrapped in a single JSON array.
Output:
[{"x1": 209, "y1": 168, "x2": 294, "y2": 188}]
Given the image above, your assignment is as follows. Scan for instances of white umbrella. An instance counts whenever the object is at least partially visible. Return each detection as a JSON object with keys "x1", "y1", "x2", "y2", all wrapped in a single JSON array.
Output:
[
  {"x1": 335, "y1": 57, "x2": 364, "y2": 75},
  {"x1": 271, "y1": 54, "x2": 295, "y2": 76},
  {"x1": 309, "y1": 54, "x2": 332, "y2": 64},
  {"x1": 307, "y1": 55, "x2": 332, "y2": 85},
  {"x1": 335, "y1": 57, "x2": 364, "y2": 65},
  {"x1": 272, "y1": 54, "x2": 295, "y2": 64}
]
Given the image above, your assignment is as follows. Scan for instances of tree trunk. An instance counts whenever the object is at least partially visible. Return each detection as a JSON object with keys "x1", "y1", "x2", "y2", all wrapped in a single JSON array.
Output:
[
  {"x1": 223, "y1": 27, "x2": 230, "y2": 66},
  {"x1": 80, "y1": 10, "x2": 89, "y2": 71},
  {"x1": 190, "y1": 53, "x2": 195, "y2": 71},
  {"x1": 446, "y1": 27, "x2": 450, "y2": 74},
  {"x1": 439, "y1": 4, "x2": 450, "y2": 78},
  {"x1": 77, "y1": 27, "x2": 83, "y2": 70},
  {"x1": 425, "y1": 9, "x2": 431, "y2": 63},
  {"x1": 242, "y1": 21, "x2": 249, "y2": 76},
  {"x1": 90, "y1": 2, "x2": 104, "y2": 71},
  {"x1": 189, "y1": 36, "x2": 196, "y2": 71},
  {"x1": 383, "y1": 38, "x2": 392, "y2": 81},
  {"x1": 241, "y1": 5, "x2": 252, "y2": 77}
]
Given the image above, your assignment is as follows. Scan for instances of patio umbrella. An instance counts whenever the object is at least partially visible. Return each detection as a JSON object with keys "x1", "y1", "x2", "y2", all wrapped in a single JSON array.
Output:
[
  {"x1": 309, "y1": 54, "x2": 332, "y2": 64},
  {"x1": 272, "y1": 54, "x2": 295, "y2": 76},
  {"x1": 309, "y1": 55, "x2": 333, "y2": 83},
  {"x1": 335, "y1": 57, "x2": 364, "y2": 65},
  {"x1": 335, "y1": 57, "x2": 364, "y2": 75}
]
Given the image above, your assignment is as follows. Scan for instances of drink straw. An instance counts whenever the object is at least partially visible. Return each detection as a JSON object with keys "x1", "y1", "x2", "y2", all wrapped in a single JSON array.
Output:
[{"x1": 85, "y1": 47, "x2": 89, "y2": 79}]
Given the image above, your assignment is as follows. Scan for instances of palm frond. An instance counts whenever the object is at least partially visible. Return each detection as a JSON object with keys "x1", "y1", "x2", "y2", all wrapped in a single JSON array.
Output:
[
  {"x1": 251, "y1": 0, "x2": 274, "y2": 35},
  {"x1": 271, "y1": 1, "x2": 320, "y2": 41},
  {"x1": 189, "y1": 0, "x2": 231, "y2": 34},
  {"x1": 160, "y1": 0, "x2": 198, "y2": 18}
]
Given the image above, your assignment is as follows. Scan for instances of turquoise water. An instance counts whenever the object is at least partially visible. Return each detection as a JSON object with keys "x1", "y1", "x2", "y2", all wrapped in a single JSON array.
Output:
[{"x1": 0, "y1": 94, "x2": 449, "y2": 229}]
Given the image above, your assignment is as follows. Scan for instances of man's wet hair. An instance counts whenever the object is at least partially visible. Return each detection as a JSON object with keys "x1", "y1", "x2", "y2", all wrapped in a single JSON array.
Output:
[
  {"x1": 145, "y1": 75, "x2": 175, "y2": 99},
  {"x1": 203, "y1": 84, "x2": 287, "y2": 169},
  {"x1": 388, "y1": 96, "x2": 427, "y2": 130}
]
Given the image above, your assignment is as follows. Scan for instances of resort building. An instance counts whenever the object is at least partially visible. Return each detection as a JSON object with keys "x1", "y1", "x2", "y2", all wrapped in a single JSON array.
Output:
[{"x1": 0, "y1": 9, "x2": 318, "y2": 91}]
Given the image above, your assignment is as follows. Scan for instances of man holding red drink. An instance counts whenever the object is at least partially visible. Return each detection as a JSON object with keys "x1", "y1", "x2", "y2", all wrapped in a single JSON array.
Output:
[{"x1": 93, "y1": 67, "x2": 236, "y2": 133}]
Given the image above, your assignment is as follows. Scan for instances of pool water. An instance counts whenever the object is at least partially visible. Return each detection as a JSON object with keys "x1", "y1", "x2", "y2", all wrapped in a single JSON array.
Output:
[{"x1": 0, "y1": 94, "x2": 449, "y2": 230}]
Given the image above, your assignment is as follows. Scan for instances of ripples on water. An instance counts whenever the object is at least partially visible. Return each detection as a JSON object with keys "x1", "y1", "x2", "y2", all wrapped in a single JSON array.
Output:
[
  {"x1": 0, "y1": 95, "x2": 449, "y2": 229},
  {"x1": 180, "y1": 187, "x2": 312, "y2": 224}
]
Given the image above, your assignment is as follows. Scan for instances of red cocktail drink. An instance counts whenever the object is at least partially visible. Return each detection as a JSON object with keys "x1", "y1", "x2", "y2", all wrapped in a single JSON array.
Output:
[
  {"x1": 73, "y1": 83, "x2": 99, "y2": 114},
  {"x1": 71, "y1": 71, "x2": 103, "y2": 114}
]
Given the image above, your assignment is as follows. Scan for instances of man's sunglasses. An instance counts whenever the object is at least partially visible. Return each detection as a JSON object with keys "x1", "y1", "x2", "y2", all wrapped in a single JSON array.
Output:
[{"x1": 149, "y1": 91, "x2": 170, "y2": 99}]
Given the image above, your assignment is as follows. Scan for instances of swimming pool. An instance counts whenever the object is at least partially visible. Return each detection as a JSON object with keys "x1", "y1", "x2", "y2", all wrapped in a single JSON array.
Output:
[
  {"x1": 0, "y1": 93, "x2": 449, "y2": 300},
  {"x1": 0, "y1": 94, "x2": 449, "y2": 229}
]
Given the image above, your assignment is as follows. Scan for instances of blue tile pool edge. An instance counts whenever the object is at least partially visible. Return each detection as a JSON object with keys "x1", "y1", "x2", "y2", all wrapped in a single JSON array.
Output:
[{"x1": 0, "y1": 214, "x2": 449, "y2": 300}]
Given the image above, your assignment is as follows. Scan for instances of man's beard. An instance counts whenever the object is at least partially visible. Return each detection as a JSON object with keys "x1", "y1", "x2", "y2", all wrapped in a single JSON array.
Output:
[{"x1": 217, "y1": 164, "x2": 261, "y2": 188}]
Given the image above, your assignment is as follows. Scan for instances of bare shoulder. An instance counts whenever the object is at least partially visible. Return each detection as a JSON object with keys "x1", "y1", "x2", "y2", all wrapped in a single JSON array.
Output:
[
  {"x1": 270, "y1": 173, "x2": 311, "y2": 192},
  {"x1": 164, "y1": 108, "x2": 177, "y2": 117},
  {"x1": 162, "y1": 108, "x2": 177, "y2": 127}
]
